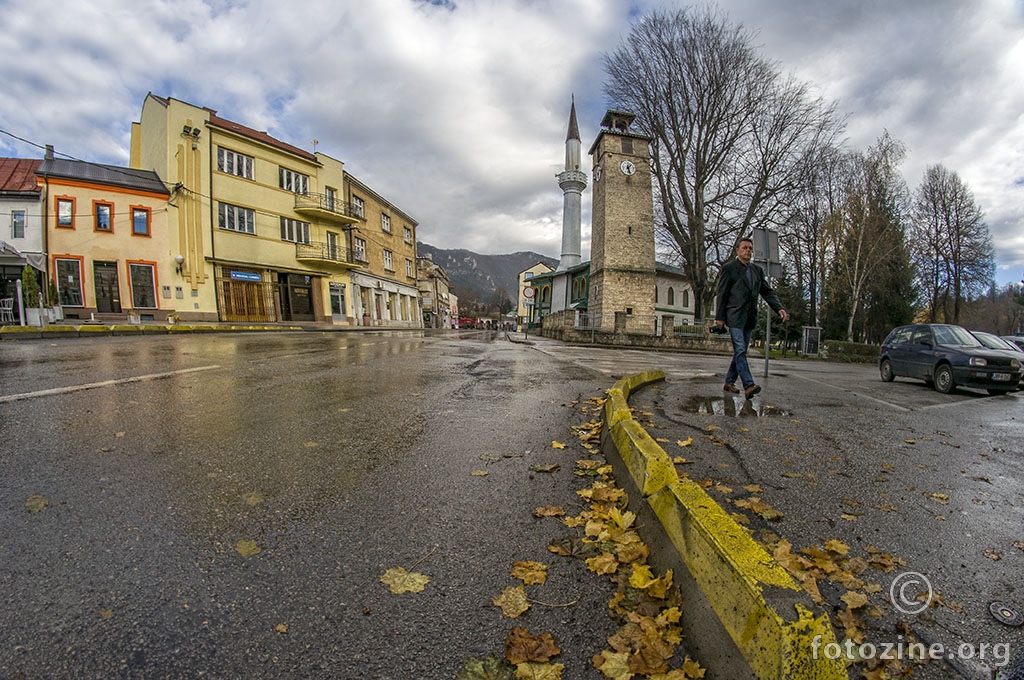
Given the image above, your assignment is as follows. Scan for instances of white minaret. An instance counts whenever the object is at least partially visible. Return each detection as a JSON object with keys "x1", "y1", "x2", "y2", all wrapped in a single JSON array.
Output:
[{"x1": 557, "y1": 97, "x2": 587, "y2": 271}]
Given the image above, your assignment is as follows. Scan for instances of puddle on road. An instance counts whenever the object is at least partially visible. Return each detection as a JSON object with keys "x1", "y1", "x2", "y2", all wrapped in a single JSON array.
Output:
[{"x1": 680, "y1": 395, "x2": 792, "y2": 418}]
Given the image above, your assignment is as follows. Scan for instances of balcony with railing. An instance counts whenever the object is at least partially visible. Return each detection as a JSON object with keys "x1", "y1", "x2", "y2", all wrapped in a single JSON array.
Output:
[
  {"x1": 293, "y1": 193, "x2": 362, "y2": 224},
  {"x1": 295, "y1": 241, "x2": 359, "y2": 268}
]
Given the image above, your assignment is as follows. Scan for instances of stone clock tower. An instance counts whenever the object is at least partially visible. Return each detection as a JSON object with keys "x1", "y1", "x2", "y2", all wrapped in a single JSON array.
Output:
[{"x1": 587, "y1": 110, "x2": 656, "y2": 331}]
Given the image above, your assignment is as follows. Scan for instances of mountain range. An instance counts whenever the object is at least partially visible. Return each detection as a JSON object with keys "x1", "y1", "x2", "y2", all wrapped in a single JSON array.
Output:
[{"x1": 416, "y1": 242, "x2": 558, "y2": 304}]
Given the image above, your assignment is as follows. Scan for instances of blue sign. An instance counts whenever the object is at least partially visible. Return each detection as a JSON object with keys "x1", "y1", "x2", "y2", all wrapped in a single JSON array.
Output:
[{"x1": 230, "y1": 271, "x2": 262, "y2": 282}]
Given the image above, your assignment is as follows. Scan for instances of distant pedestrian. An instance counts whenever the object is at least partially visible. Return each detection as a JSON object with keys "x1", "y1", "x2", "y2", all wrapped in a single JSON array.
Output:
[{"x1": 714, "y1": 237, "x2": 789, "y2": 399}]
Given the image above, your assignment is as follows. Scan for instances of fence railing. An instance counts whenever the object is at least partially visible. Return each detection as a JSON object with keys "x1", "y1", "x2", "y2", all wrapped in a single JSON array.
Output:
[{"x1": 542, "y1": 310, "x2": 709, "y2": 337}]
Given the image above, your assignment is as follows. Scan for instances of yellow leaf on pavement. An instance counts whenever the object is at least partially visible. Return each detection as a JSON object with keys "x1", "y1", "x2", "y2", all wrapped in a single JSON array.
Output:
[
  {"x1": 25, "y1": 493, "x2": 49, "y2": 514},
  {"x1": 471, "y1": 470, "x2": 489, "y2": 477},
  {"x1": 380, "y1": 566, "x2": 430, "y2": 594},
  {"x1": 235, "y1": 539, "x2": 261, "y2": 558},
  {"x1": 676, "y1": 438, "x2": 693, "y2": 447},
  {"x1": 551, "y1": 441, "x2": 566, "y2": 449},
  {"x1": 586, "y1": 552, "x2": 619, "y2": 576},
  {"x1": 494, "y1": 585, "x2": 531, "y2": 618},
  {"x1": 515, "y1": 661, "x2": 564, "y2": 680},
  {"x1": 274, "y1": 623, "x2": 288, "y2": 634},
  {"x1": 511, "y1": 561, "x2": 548, "y2": 585},
  {"x1": 841, "y1": 591, "x2": 869, "y2": 609}
]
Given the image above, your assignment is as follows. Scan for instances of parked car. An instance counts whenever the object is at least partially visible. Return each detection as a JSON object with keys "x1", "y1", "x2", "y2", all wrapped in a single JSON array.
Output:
[
  {"x1": 878, "y1": 323, "x2": 1021, "y2": 395},
  {"x1": 970, "y1": 331, "x2": 1024, "y2": 388},
  {"x1": 1001, "y1": 335, "x2": 1024, "y2": 352}
]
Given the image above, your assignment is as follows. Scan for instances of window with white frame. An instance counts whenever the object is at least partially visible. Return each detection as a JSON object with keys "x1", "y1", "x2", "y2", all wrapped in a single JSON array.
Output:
[
  {"x1": 352, "y1": 196, "x2": 365, "y2": 218},
  {"x1": 327, "y1": 231, "x2": 339, "y2": 260},
  {"x1": 280, "y1": 217, "x2": 311, "y2": 244},
  {"x1": 381, "y1": 214, "x2": 391, "y2": 232},
  {"x1": 403, "y1": 226, "x2": 412, "y2": 244},
  {"x1": 56, "y1": 197, "x2": 74, "y2": 228},
  {"x1": 405, "y1": 258, "x2": 413, "y2": 278},
  {"x1": 354, "y1": 236, "x2": 367, "y2": 262},
  {"x1": 218, "y1": 202, "x2": 256, "y2": 234},
  {"x1": 129, "y1": 263, "x2": 157, "y2": 308},
  {"x1": 383, "y1": 249, "x2": 394, "y2": 271},
  {"x1": 279, "y1": 167, "x2": 309, "y2": 195},
  {"x1": 11, "y1": 210, "x2": 26, "y2": 238},
  {"x1": 218, "y1": 147, "x2": 254, "y2": 179}
]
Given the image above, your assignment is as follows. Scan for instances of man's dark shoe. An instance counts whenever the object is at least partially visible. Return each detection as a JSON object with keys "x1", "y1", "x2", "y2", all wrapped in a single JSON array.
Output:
[
  {"x1": 744, "y1": 384, "x2": 762, "y2": 400},
  {"x1": 723, "y1": 384, "x2": 740, "y2": 393}
]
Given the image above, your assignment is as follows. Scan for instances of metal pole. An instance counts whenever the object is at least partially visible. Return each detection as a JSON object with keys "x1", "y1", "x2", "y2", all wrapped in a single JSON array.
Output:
[{"x1": 763, "y1": 300, "x2": 771, "y2": 378}]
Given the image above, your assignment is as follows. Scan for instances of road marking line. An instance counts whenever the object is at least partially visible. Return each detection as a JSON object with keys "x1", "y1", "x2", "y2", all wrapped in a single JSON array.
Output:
[
  {"x1": 792, "y1": 373, "x2": 910, "y2": 411},
  {"x1": 0, "y1": 365, "x2": 221, "y2": 404}
]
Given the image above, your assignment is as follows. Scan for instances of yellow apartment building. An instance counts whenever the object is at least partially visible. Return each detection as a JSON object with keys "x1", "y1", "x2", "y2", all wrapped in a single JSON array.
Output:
[
  {"x1": 130, "y1": 94, "x2": 361, "y2": 323},
  {"x1": 343, "y1": 175, "x2": 421, "y2": 327},
  {"x1": 516, "y1": 262, "x2": 553, "y2": 326},
  {"x1": 36, "y1": 154, "x2": 171, "y2": 320}
]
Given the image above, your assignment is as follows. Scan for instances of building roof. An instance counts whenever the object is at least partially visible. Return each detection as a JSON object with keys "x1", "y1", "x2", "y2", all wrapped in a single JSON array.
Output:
[
  {"x1": 566, "y1": 97, "x2": 580, "y2": 142},
  {"x1": 36, "y1": 158, "x2": 169, "y2": 195},
  {"x1": 208, "y1": 112, "x2": 319, "y2": 164},
  {"x1": 0, "y1": 158, "x2": 43, "y2": 195}
]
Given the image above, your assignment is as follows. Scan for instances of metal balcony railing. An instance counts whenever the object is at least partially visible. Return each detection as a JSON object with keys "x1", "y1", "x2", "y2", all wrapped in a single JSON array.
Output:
[
  {"x1": 295, "y1": 241, "x2": 356, "y2": 265},
  {"x1": 293, "y1": 193, "x2": 362, "y2": 222}
]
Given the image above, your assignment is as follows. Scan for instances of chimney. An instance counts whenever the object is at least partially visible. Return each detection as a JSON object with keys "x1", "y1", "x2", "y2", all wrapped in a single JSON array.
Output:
[{"x1": 45, "y1": 144, "x2": 54, "y2": 160}]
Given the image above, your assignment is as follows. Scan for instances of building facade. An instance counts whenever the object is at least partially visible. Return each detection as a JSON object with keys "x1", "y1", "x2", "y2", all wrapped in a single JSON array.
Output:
[
  {"x1": 344, "y1": 175, "x2": 420, "y2": 327},
  {"x1": 36, "y1": 155, "x2": 171, "y2": 320},
  {"x1": 1, "y1": 158, "x2": 44, "y2": 319},
  {"x1": 516, "y1": 261, "x2": 553, "y2": 326},
  {"x1": 417, "y1": 258, "x2": 453, "y2": 328},
  {"x1": 130, "y1": 94, "x2": 363, "y2": 323}
]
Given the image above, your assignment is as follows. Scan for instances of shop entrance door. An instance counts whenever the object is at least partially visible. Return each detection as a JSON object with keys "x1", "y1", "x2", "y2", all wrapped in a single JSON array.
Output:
[{"x1": 93, "y1": 261, "x2": 122, "y2": 313}]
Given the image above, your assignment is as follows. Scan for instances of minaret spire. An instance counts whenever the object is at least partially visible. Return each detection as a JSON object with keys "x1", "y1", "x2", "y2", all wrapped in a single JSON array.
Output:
[{"x1": 557, "y1": 95, "x2": 586, "y2": 270}]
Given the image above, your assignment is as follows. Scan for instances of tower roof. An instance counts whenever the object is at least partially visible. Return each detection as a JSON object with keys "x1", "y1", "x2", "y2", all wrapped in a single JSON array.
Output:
[{"x1": 566, "y1": 97, "x2": 580, "y2": 142}]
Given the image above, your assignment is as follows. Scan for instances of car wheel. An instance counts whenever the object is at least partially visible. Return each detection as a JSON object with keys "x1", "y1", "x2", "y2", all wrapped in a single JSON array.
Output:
[
  {"x1": 879, "y1": 359, "x2": 895, "y2": 382},
  {"x1": 987, "y1": 388, "x2": 1011, "y2": 396},
  {"x1": 934, "y1": 364, "x2": 955, "y2": 394}
]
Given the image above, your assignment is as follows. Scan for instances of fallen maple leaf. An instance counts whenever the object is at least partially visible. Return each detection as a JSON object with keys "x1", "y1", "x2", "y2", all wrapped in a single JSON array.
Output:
[
  {"x1": 457, "y1": 654, "x2": 515, "y2": 680},
  {"x1": 25, "y1": 494, "x2": 49, "y2": 514},
  {"x1": 533, "y1": 506, "x2": 565, "y2": 518},
  {"x1": 380, "y1": 566, "x2": 430, "y2": 594},
  {"x1": 471, "y1": 470, "x2": 490, "y2": 477},
  {"x1": 274, "y1": 623, "x2": 288, "y2": 634},
  {"x1": 494, "y1": 585, "x2": 531, "y2": 618},
  {"x1": 681, "y1": 656, "x2": 706, "y2": 678},
  {"x1": 505, "y1": 627, "x2": 561, "y2": 664},
  {"x1": 511, "y1": 561, "x2": 548, "y2": 585},
  {"x1": 841, "y1": 591, "x2": 869, "y2": 609},
  {"x1": 586, "y1": 552, "x2": 619, "y2": 576},
  {"x1": 593, "y1": 650, "x2": 633, "y2": 679},
  {"x1": 515, "y1": 661, "x2": 564, "y2": 680},
  {"x1": 235, "y1": 539, "x2": 261, "y2": 558},
  {"x1": 676, "y1": 438, "x2": 693, "y2": 447},
  {"x1": 551, "y1": 441, "x2": 566, "y2": 449},
  {"x1": 824, "y1": 539, "x2": 850, "y2": 556}
]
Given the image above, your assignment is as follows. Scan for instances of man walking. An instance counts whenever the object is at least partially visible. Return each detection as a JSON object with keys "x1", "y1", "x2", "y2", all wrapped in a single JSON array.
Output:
[{"x1": 714, "y1": 237, "x2": 789, "y2": 399}]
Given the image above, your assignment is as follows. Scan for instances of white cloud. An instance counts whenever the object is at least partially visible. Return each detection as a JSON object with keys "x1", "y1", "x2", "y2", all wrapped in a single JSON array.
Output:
[{"x1": 1, "y1": 0, "x2": 1022, "y2": 284}]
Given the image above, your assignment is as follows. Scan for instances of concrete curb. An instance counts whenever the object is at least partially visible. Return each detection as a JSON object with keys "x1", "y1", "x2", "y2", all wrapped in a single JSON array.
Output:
[
  {"x1": 0, "y1": 324, "x2": 305, "y2": 340},
  {"x1": 602, "y1": 371, "x2": 845, "y2": 680}
]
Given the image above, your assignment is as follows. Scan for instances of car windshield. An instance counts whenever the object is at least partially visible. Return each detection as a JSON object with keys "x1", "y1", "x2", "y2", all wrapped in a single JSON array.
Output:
[
  {"x1": 975, "y1": 333, "x2": 1015, "y2": 351},
  {"x1": 933, "y1": 325, "x2": 983, "y2": 347}
]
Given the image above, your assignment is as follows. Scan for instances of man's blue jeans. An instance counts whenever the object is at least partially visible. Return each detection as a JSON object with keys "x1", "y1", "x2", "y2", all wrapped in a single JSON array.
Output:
[{"x1": 725, "y1": 326, "x2": 754, "y2": 389}]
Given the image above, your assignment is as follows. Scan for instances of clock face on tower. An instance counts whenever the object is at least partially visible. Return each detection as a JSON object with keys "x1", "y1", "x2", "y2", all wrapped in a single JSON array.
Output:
[
  {"x1": 595, "y1": 165, "x2": 602, "y2": 181},
  {"x1": 620, "y1": 160, "x2": 636, "y2": 176}
]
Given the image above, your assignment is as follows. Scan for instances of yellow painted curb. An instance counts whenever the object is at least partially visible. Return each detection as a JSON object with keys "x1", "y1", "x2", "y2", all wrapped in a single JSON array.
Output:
[{"x1": 603, "y1": 372, "x2": 845, "y2": 680}]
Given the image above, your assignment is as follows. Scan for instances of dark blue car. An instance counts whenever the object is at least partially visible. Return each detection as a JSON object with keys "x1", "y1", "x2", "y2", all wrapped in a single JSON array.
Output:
[{"x1": 879, "y1": 323, "x2": 1021, "y2": 395}]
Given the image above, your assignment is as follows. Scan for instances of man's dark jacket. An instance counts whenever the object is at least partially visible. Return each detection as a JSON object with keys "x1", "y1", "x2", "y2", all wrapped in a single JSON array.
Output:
[{"x1": 715, "y1": 259, "x2": 784, "y2": 330}]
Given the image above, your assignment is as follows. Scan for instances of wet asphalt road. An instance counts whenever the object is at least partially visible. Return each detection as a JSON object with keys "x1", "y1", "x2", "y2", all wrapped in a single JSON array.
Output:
[
  {"x1": 3, "y1": 331, "x2": 1023, "y2": 679},
  {"x1": 0, "y1": 331, "x2": 624, "y2": 680}
]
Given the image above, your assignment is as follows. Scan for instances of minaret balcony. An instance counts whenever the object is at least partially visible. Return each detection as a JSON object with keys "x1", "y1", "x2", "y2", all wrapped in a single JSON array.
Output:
[
  {"x1": 294, "y1": 193, "x2": 361, "y2": 225},
  {"x1": 557, "y1": 169, "x2": 589, "y2": 191}
]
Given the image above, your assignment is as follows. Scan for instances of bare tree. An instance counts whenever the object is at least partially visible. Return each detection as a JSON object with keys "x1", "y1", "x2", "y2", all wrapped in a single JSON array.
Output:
[
  {"x1": 830, "y1": 132, "x2": 912, "y2": 342},
  {"x1": 780, "y1": 144, "x2": 851, "y2": 326},
  {"x1": 603, "y1": 5, "x2": 842, "y2": 319},
  {"x1": 911, "y1": 164, "x2": 994, "y2": 324}
]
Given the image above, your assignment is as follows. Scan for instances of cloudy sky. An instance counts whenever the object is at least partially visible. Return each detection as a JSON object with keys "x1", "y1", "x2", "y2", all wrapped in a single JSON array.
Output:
[{"x1": 2, "y1": 0, "x2": 1023, "y2": 285}]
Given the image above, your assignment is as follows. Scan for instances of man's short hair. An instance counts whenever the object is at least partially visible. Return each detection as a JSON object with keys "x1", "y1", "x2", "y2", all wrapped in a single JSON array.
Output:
[{"x1": 739, "y1": 236, "x2": 753, "y2": 247}]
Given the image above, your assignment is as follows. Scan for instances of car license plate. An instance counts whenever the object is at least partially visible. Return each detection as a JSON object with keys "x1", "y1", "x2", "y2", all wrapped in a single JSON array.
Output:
[{"x1": 993, "y1": 373, "x2": 1012, "y2": 381}]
